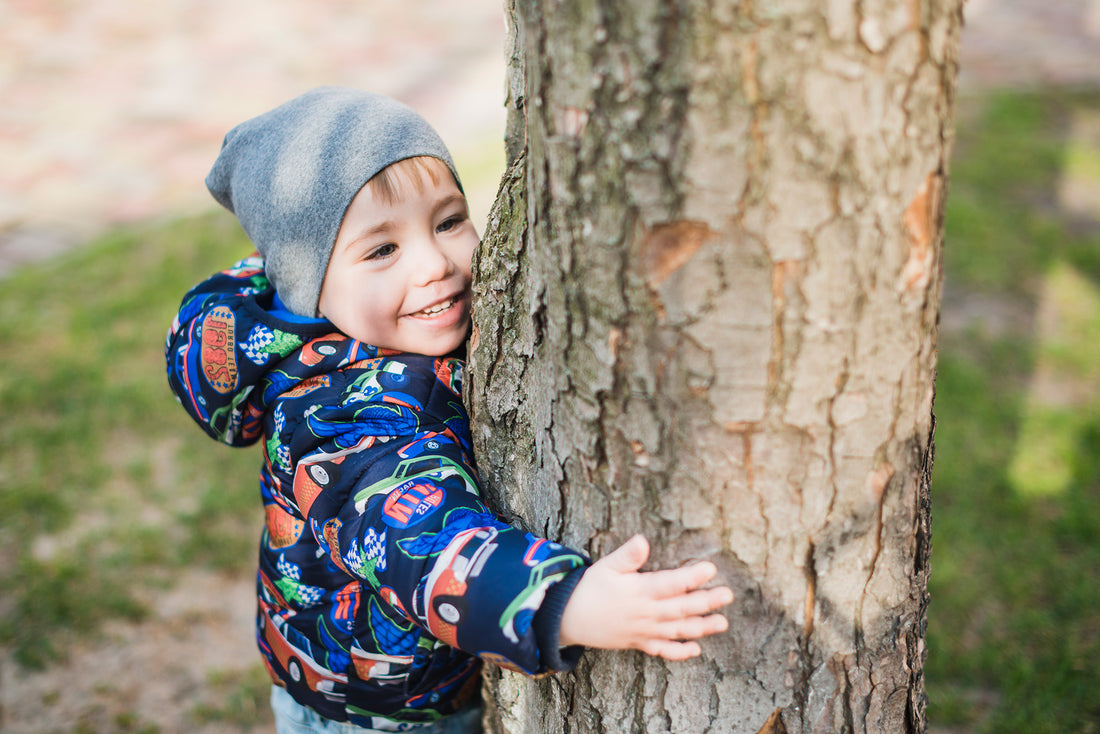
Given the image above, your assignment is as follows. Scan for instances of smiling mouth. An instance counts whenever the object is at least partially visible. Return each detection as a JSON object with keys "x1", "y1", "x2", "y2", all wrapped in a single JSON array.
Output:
[{"x1": 409, "y1": 296, "x2": 458, "y2": 319}]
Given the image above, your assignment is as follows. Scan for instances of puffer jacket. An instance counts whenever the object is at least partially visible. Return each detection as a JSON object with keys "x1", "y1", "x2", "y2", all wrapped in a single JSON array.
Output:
[{"x1": 165, "y1": 255, "x2": 587, "y2": 728}]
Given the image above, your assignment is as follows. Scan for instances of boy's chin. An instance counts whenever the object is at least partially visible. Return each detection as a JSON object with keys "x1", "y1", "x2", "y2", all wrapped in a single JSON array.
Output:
[
  {"x1": 404, "y1": 319, "x2": 472, "y2": 357},
  {"x1": 398, "y1": 332, "x2": 468, "y2": 358}
]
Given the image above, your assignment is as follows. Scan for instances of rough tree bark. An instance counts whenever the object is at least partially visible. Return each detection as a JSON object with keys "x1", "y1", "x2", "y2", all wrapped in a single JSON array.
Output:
[{"x1": 467, "y1": 1, "x2": 961, "y2": 732}]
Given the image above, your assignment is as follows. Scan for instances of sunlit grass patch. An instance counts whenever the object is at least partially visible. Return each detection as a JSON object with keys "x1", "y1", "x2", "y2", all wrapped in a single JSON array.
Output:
[
  {"x1": 945, "y1": 90, "x2": 1100, "y2": 296},
  {"x1": 1009, "y1": 262, "x2": 1100, "y2": 498}
]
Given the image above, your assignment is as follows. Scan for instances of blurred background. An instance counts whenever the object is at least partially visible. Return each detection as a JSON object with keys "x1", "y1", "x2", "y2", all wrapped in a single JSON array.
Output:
[
  {"x1": 0, "y1": 1, "x2": 1097, "y2": 732},
  {"x1": 0, "y1": 0, "x2": 511, "y2": 274}
]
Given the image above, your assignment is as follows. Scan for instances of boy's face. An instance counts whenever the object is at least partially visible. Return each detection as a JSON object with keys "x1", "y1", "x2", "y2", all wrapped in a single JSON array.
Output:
[{"x1": 318, "y1": 164, "x2": 478, "y2": 356}]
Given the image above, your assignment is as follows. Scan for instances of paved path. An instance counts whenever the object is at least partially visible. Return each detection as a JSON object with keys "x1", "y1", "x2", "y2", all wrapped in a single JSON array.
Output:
[
  {"x1": 1, "y1": 0, "x2": 1098, "y2": 276},
  {"x1": 961, "y1": 0, "x2": 1100, "y2": 89}
]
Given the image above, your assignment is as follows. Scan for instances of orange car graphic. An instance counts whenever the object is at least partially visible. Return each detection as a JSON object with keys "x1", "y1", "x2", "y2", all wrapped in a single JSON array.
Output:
[
  {"x1": 259, "y1": 608, "x2": 348, "y2": 701},
  {"x1": 420, "y1": 527, "x2": 499, "y2": 646},
  {"x1": 349, "y1": 645, "x2": 414, "y2": 684},
  {"x1": 299, "y1": 335, "x2": 346, "y2": 366}
]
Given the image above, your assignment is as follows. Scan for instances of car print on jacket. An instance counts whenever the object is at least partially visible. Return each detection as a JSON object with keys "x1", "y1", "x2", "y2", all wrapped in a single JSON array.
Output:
[
  {"x1": 259, "y1": 606, "x2": 349, "y2": 701},
  {"x1": 293, "y1": 436, "x2": 386, "y2": 517},
  {"x1": 264, "y1": 501, "x2": 306, "y2": 549},
  {"x1": 350, "y1": 645, "x2": 414, "y2": 684},
  {"x1": 419, "y1": 527, "x2": 498, "y2": 646},
  {"x1": 499, "y1": 554, "x2": 585, "y2": 644},
  {"x1": 353, "y1": 453, "x2": 477, "y2": 515}
]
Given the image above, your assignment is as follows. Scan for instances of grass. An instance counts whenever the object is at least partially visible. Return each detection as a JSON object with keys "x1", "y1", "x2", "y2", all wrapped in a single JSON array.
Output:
[
  {"x1": 0, "y1": 211, "x2": 260, "y2": 667},
  {"x1": 0, "y1": 88, "x2": 1096, "y2": 731},
  {"x1": 191, "y1": 664, "x2": 274, "y2": 727},
  {"x1": 944, "y1": 91, "x2": 1100, "y2": 293},
  {"x1": 927, "y1": 89, "x2": 1100, "y2": 732}
]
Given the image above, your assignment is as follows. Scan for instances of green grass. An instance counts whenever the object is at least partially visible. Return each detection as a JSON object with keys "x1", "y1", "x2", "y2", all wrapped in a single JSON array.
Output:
[
  {"x1": 927, "y1": 89, "x2": 1100, "y2": 732},
  {"x1": 0, "y1": 211, "x2": 260, "y2": 667},
  {"x1": 190, "y1": 663, "x2": 273, "y2": 728},
  {"x1": 944, "y1": 91, "x2": 1100, "y2": 296}
]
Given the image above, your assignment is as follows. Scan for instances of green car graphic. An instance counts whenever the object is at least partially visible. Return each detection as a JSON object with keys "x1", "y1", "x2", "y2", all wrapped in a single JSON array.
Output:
[
  {"x1": 498, "y1": 554, "x2": 584, "y2": 644},
  {"x1": 353, "y1": 455, "x2": 477, "y2": 515}
]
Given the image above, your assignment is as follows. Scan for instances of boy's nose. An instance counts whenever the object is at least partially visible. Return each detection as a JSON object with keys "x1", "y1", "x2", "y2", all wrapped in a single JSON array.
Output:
[{"x1": 412, "y1": 240, "x2": 455, "y2": 285}]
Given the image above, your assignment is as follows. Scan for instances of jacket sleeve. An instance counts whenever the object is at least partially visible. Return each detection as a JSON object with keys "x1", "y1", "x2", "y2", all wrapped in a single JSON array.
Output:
[
  {"x1": 281, "y1": 355, "x2": 589, "y2": 675},
  {"x1": 164, "y1": 255, "x2": 331, "y2": 446}
]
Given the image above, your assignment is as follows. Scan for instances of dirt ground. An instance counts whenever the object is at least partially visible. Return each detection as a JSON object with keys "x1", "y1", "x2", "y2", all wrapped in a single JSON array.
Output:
[
  {"x1": 2, "y1": 570, "x2": 266, "y2": 733},
  {"x1": 1, "y1": 1, "x2": 1098, "y2": 732}
]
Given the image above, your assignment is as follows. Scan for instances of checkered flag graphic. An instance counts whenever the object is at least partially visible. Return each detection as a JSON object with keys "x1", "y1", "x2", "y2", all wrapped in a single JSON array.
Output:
[{"x1": 241, "y1": 324, "x2": 275, "y2": 365}]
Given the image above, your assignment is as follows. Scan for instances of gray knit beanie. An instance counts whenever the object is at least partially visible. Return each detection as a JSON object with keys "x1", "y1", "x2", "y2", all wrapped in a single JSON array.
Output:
[{"x1": 205, "y1": 87, "x2": 461, "y2": 317}]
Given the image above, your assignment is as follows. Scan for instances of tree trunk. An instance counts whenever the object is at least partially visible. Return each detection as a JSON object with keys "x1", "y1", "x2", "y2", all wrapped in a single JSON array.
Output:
[{"x1": 467, "y1": 1, "x2": 961, "y2": 732}]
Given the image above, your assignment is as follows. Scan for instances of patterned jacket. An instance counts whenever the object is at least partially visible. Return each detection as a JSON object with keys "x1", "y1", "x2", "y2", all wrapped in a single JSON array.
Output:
[{"x1": 165, "y1": 256, "x2": 587, "y2": 728}]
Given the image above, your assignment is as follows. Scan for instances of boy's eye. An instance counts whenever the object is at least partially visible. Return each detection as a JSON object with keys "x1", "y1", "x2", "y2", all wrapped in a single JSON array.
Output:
[
  {"x1": 437, "y1": 215, "x2": 464, "y2": 234},
  {"x1": 367, "y1": 243, "x2": 398, "y2": 260}
]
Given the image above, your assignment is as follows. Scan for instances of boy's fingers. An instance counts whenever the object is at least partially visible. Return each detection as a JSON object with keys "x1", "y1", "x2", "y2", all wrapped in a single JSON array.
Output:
[
  {"x1": 644, "y1": 561, "x2": 720, "y2": 598},
  {"x1": 648, "y1": 612, "x2": 729, "y2": 642},
  {"x1": 653, "y1": 586, "x2": 734, "y2": 620},
  {"x1": 640, "y1": 638, "x2": 703, "y2": 661}
]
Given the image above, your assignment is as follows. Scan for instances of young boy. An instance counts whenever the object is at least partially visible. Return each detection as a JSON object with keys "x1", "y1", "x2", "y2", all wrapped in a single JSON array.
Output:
[{"x1": 166, "y1": 87, "x2": 732, "y2": 733}]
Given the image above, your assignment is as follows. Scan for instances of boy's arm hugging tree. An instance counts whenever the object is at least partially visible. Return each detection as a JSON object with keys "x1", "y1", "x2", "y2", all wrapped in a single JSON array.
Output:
[
  {"x1": 168, "y1": 264, "x2": 730, "y2": 673},
  {"x1": 285, "y1": 352, "x2": 733, "y2": 668}
]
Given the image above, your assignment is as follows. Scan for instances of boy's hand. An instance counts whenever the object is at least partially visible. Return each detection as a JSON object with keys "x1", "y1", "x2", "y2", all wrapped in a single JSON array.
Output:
[{"x1": 559, "y1": 534, "x2": 734, "y2": 660}]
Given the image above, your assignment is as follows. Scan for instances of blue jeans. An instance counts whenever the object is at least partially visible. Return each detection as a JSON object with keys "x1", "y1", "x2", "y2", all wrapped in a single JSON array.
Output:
[{"x1": 270, "y1": 686, "x2": 483, "y2": 734}]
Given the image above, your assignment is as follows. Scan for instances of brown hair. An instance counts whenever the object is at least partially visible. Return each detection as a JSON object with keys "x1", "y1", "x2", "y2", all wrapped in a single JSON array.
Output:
[{"x1": 366, "y1": 156, "x2": 451, "y2": 205}]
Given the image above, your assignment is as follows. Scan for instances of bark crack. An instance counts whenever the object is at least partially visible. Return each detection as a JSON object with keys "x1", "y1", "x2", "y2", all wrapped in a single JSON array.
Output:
[
  {"x1": 823, "y1": 357, "x2": 850, "y2": 525},
  {"x1": 856, "y1": 461, "x2": 894, "y2": 667},
  {"x1": 841, "y1": 661, "x2": 857, "y2": 734},
  {"x1": 795, "y1": 542, "x2": 818, "y2": 732}
]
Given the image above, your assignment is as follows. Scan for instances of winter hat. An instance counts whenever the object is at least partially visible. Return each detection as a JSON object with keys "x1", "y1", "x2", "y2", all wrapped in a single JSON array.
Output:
[{"x1": 205, "y1": 86, "x2": 461, "y2": 317}]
